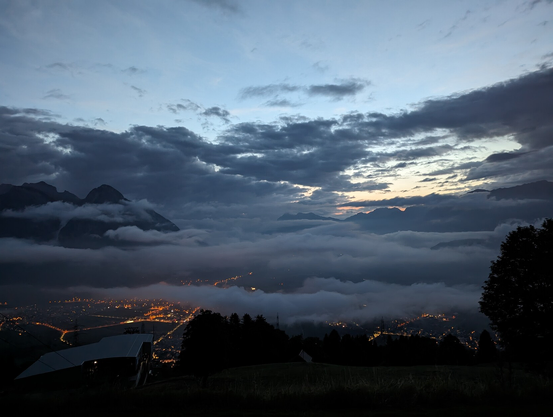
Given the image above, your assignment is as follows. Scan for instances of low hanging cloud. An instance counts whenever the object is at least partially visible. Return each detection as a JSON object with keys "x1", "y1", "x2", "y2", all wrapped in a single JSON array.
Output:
[
  {"x1": 1, "y1": 200, "x2": 159, "y2": 226},
  {"x1": 104, "y1": 226, "x2": 208, "y2": 246},
  {"x1": 98, "y1": 277, "x2": 482, "y2": 324},
  {"x1": 0, "y1": 219, "x2": 516, "y2": 295}
]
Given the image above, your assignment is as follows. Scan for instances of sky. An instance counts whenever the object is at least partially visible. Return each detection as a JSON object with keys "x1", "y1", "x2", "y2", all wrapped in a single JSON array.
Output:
[{"x1": 1, "y1": 0, "x2": 553, "y2": 324}]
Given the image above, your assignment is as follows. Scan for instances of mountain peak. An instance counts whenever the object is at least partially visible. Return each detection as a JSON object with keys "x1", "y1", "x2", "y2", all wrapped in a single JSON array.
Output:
[
  {"x1": 22, "y1": 181, "x2": 59, "y2": 195},
  {"x1": 84, "y1": 184, "x2": 126, "y2": 204},
  {"x1": 277, "y1": 212, "x2": 340, "y2": 222}
]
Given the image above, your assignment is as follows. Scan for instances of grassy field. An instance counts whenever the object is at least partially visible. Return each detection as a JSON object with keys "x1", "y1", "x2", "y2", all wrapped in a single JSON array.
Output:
[{"x1": 6, "y1": 362, "x2": 553, "y2": 416}]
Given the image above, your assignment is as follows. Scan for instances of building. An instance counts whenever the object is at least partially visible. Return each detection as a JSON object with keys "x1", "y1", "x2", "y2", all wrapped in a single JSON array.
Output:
[
  {"x1": 298, "y1": 349, "x2": 312, "y2": 363},
  {"x1": 16, "y1": 334, "x2": 153, "y2": 387}
]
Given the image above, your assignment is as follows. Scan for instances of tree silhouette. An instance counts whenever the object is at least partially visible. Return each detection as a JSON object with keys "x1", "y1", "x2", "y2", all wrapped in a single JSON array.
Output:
[
  {"x1": 438, "y1": 334, "x2": 471, "y2": 365},
  {"x1": 323, "y1": 329, "x2": 341, "y2": 364},
  {"x1": 479, "y1": 219, "x2": 553, "y2": 362},
  {"x1": 476, "y1": 330, "x2": 497, "y2": 364},
  {"x1": 180, "y1": 310, "x2": 291, "y2": 381},
  {"x1": 179, "y1": 310, "x2": 228, "y2": 386}
]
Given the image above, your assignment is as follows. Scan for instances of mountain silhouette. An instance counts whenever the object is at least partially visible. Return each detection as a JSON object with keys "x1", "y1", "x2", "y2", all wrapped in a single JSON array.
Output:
[
  {"x1": 277, "y1": 181, "x2": 553, "y2": 234},
  {"x1": 0, "y1": 182, "x2": 179, "y2": 248},
  {"x1": 277, "y1": 212, "x2": 340, "y2": 222},
  {"x1": 84, "y1": 184, "x2": 127, "y2": 204},
  {"x1": 0, "y1": 181, "x2": 80, "y2": 211}
]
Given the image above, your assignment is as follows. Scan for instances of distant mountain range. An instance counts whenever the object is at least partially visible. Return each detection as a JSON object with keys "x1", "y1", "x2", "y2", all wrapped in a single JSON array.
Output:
[
  {"x1": 2, "y1": 180, "x2": 552, "y2": 248},
  {"x1": 278, "y1": 212, "x2": 341, "y2": 222},
  {"x1": 278, "y1": 180, "x2": 553, "y2": 234},
  {"x1": 0, "y1": 181, "x2": 179, "y2": 248}
]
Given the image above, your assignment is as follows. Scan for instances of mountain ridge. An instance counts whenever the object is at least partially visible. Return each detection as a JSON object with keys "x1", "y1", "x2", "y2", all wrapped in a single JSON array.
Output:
[
  {"x1": 0, "y1": 181, "x2": 179, "y2": 248},
  {"x1": 277, "y1": 180, "x2": 553, "y2": 234}
]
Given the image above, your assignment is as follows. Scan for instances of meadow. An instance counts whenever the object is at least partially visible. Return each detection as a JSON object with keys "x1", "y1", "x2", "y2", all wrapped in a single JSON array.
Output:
[{"x1": 7, "y1": 362, "x2": 553, "y2": 416}]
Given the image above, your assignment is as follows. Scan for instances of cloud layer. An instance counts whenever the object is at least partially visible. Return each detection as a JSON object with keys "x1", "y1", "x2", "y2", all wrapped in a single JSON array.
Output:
[
  {"x1": 0, "y1": 216, "x2": 531, "y2": 309},
  {"x1": 100, "y1": 277, "x2": 482, "y2": 325},
  {"x1": 2, "y1": 67, "x2": 553, "y2": 224}
]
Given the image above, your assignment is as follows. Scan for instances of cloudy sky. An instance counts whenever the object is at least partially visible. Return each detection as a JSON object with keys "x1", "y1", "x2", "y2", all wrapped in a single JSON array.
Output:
[{"x1": 1, "y1": 0, "x2": 553, "y2": 323}]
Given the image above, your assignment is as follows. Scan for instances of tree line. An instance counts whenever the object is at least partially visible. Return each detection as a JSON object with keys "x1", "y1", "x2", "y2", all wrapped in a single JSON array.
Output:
[{"x1": 179, "y1": 310, "x2": 497, "y2": 383}]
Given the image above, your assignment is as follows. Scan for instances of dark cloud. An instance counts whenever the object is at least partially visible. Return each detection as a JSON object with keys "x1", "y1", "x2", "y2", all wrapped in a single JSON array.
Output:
[
  {"x1": 337, "y1": 181, "x2": 389, "y2": 193},
  {"x1": 131, "y1": 85, "x2": 146, "y2": 97},
  {"x1": 239, "y1": 83, "x2": 301, "y2": 99},
  {"x1": 167, "y1": 100, "x2": 201, "y2": 114},
  {"x1": 522, "y1": 0, "x2": 553, "y2": 11},
  {"x1": 377, "y1": 145, "x2": 455, "y2": 162},
  {"x1": 211, "y1": 119, "x2": 375, "y2": 188},
  {"x1": 484, "y1": 152, "x2": 527, "y2": 162},
  {"x1": 370, "y1": 67, "x2": 553, "y2": 150},
  {"x1": 201, "y1": 106, "x2": 231, "y2": 123},
  {"x1": 71, "y1": 117, "x2": 106, "y2": 128},
  {"x1": 413, "y1": 135, "x2": 449, "y2": 146},
  {"x1": 306, "y1": 79, "x2": 369, "y2": 100},
  {"x1": 427, "y1": 161, "x2": 482, "y2": 176},
  {"x1": 45, "y1": 62, "x2": 73, "y2": 72},
  {"x1": 239, "y1": 79, "x2": 370, "y2": 102},
  {"x1": 42, "y1": 62, "x2": 147, "y2": 79},
  {"x1": 0, "y1": 107, "x2": 302, "y2": 220},
  {"x1": 417, "y1": 19, "x2": 431, "y2": 31},
  {"x1": 337, "y1": 67, "x2": 553, "y2": 184},
  {"x1": 43, "y1": 89, "x2": 70, "y2": 100},
  {"x1": 312, "y1": 61, "x2": 329, "y2": 73},
  {"x1": 0, "y1": 106, "x2": 57, "y2": 119},
  {"x1": 2, "y1": 67, "x2": 553, "y2": 221},
  {"x1": 262, "y1": 98, "x2": 302, "y2": 108},
  {"x1": 392, "y1": 162, "x2": 409, "y2": 169},
  {"x1": 122, "y1": 66, "x2": 146, "y2": 75},
  {"x1": 189, "y1": 0, "x2": 242, "y2": 14},
  {"x1": 167, "y1": 100, "x2": 230, "y2": 123},
  {"x1": 442, "y1": 10, "x2": 472, "y2": 39},
  {"x1": 466, "y1": 146, "x2": 553, "y2": 182}
]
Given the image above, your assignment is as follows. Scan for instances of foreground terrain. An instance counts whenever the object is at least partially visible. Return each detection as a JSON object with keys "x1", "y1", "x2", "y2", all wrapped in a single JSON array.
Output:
[{"x1": 5, "y1": 362, "x2": 553, "y2": 416}]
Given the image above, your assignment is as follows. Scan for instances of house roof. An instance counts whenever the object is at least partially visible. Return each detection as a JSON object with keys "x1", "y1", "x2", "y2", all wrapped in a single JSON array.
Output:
[{"x1": 16, "y1": 334, "x2": 153, "y2": 379}]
